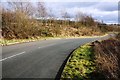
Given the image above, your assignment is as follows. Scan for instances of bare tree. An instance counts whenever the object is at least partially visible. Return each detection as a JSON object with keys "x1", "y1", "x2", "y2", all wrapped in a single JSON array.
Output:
[
  {"x1": 61, "y1": 9, "x2": 70, "y2": 20},
  {"x1": 48, "y1": 8, "x2": 55, "y2": 19},
  {"x1": 61, "y1": 9, "x2": 70, "y2": 25},
  {"x1": 1, "y1": 2, "x2": 37, "y2": 39},
  {"x1": 47, "y1": 8, "x2": 55, "y2": 26},
  {"x1": 75, "y1": 11, "x2": 95, "y2": 27},
  {"x1": 36, "y1": 2, "x2": 47, "y2": 26},
  {"x1": 7, "y1": 2, "x2": 35, "y2": 17},
  {"x1": 75, "y1": 11, "x2": 86, "y2": 22},
  {"x1": 37, "y1": 2, "x2": 47, "y2": 19}
]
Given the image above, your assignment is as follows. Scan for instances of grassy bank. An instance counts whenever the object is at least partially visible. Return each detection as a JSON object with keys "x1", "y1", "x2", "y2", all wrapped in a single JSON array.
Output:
[
  {"x1": 0, "y1": 34, "x2": 108, "y2": 46},
  {"x1": 61, "y1": 44, "x2": 96, "y2": 79},
  {"x1": 61, "y1": 37, "x2": 120, "y2": 80},
  {"x1": 93, "y1": 39, "x2": 120, "y2": 80},
  {"x1": 0, "y1": 37, "x2": 55, "y2": 46}
]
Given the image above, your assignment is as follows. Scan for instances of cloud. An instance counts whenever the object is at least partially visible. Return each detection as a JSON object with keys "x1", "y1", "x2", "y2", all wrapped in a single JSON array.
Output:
[
  {"x1": 44, "y1": 0, "x2": 119, "y2": 2},
  {"x1": 69, "y1": 7, "x2": 118, "y2": 23},
  {"x1": 1, "y1": 0, "x2": 119, "y2": 2},
  {"x1": 91, "y1": 2, "x2": 118, "y2": 11},
  {"x1": 46, "y1": 2, "x2": 118, "y2": 23}
]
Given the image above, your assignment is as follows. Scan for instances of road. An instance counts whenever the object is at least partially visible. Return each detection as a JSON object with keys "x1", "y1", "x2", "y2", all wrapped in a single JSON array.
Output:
[{"x1": 1, "y1": 36, "x2": 110, "y2": 79}]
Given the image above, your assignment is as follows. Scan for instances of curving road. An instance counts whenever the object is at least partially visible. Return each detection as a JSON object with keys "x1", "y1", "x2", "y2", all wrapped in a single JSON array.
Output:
[{"x1": 1, "y1": 36, "x2": 110, "y2": 79}]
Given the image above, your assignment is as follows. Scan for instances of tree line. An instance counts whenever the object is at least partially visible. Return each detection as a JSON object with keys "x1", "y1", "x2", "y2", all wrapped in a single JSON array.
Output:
[{"x1": 1, "y1": 2, "x2": 119, "y2": 39}]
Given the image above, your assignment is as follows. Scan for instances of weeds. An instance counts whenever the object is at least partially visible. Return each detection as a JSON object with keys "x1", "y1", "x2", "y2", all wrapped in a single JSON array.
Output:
[
  {"x1": 93, "y1": 39, "x2": 120, "y2": 80},
  {"x1": 61, "y1": 38, "x2": 120, "y2": 80},
  {"x1": 61, "y1": 44, "x2": 96, "y2": 79}
]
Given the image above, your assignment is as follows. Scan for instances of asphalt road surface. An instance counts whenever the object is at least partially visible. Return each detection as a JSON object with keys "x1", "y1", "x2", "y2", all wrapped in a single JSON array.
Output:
[{"x1": 1, "y1": 36, "x2": 110, "y2": 79}]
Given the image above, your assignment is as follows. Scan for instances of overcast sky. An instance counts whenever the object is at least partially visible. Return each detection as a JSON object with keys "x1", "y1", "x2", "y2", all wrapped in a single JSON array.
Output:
[
  {"x1": 45, "y1": 1, "x2": 119, "y2": 24},
  {"x1": 2, "y1": 0, "x2": 119, "y2": 24}
]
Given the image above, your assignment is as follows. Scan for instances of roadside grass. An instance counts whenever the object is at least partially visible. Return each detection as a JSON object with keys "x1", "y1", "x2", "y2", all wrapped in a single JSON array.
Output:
[
  {"x1": 61, "y1": 44, "x2": 96, "y2": 79},
  {"x1": 0, "y1": 37, "x2": 58, "y2": 46},
  {"x1": 0, "y1": 34, "x2": 108, "y2": 46},
  {"x1": 0, "y1": 38, "x2": 37, "y2": 46},
  {"x1": 61, "y1": 38, "x2": 120, "y2": 80}
]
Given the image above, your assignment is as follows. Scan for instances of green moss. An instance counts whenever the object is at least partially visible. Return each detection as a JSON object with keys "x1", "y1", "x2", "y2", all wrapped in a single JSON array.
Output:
[{"x1": 61, "y1": 44, "x2": 96, "y2": 79}]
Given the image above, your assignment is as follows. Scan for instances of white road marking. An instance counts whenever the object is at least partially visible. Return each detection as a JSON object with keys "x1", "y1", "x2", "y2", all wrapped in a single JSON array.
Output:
[
  {"x1": 38, "y1": 43, "x2": 56, "y2": 49},
  {"x1": 0, "y1": 51, "x2": 25, "y2": 62},
  {"x1": 1, "y1": 43, "x2": 57, "y2": 61}
]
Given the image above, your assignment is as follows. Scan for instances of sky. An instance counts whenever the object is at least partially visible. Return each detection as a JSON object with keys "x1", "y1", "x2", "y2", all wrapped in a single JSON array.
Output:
[
  {"x1": 45, "y1": 1, "x2": 119, "y2": 24},
  {"x1": 1, "y1": 0, "x2": 119, "y2": 24}
]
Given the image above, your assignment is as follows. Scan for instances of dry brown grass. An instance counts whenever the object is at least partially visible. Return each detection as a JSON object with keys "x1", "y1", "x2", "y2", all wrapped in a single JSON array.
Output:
[
  {"x1": 93, "y1": 39, "x2": 120, "y2": 80},
  {"x1": 116, "y1": 33, "x2": 120, "y2": 40}
]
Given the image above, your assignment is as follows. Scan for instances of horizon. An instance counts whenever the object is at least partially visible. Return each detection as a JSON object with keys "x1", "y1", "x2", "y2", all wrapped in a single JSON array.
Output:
[{"x1": 1, "y1": 0, "x2": 119, "y2": 24}]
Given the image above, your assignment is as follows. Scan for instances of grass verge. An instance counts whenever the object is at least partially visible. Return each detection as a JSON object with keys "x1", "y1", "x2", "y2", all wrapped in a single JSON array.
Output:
[
  {"x1": 61, "y1": 44, "x2": 96, "y2": 79},
  {"x1": 0, "y1": 34, "x2": 108, "y2": 46},
  {"x1": 0, "y1": 37, "x2": 61, "y2": 46},
  {"x1": 61, "y1": 38, "x2": 120, "y2": 80}
]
